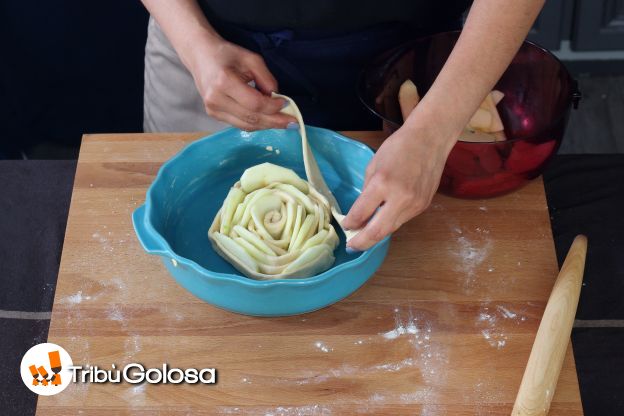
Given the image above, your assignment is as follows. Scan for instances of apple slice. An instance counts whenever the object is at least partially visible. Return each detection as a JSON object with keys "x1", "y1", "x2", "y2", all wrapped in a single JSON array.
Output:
[{"x1": 398, "y1": 79, "x2": 420, "y2": 121}]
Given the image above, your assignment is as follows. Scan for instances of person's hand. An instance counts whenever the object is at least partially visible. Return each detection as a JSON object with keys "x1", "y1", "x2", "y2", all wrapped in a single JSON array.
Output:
[
  {"x1": 342, "y1": 123, "x2": 456, "y2": 251},
  {"x1": 184, "y1": 35, "x2": 296, "y2": 130}
]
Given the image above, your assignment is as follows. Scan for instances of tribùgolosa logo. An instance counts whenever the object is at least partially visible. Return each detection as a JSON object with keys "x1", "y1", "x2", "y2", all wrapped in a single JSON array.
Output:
[{"x1": 20, "y1": 343, "x2": 73, "y2": 395}]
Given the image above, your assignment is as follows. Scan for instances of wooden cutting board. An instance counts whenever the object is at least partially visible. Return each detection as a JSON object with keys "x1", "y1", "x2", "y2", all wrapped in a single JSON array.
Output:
[{"x1": 37, "y1": 132, "x2": 583, "y2": 415}]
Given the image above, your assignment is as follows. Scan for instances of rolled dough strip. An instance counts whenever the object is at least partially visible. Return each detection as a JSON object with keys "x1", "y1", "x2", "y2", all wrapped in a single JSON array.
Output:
[{"x1": 275, "y1": 93, "x2": 360, "y2": 243}]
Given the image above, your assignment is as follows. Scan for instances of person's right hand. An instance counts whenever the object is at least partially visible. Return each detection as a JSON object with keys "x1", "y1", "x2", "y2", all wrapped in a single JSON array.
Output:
[{"x1": 185, "y1": 35, "x2": 296, "y2": 131}]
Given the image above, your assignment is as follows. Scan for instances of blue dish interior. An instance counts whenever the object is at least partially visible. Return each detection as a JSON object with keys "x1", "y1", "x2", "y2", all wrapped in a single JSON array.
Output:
[{"x1": 146, "y1": 127, "x2": 374, "y2": 281}]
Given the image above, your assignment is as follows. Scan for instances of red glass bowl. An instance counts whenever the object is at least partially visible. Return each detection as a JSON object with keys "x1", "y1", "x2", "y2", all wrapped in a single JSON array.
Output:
[{"x1": 357, "y1": 31, "x2": 581, "y2": 198}]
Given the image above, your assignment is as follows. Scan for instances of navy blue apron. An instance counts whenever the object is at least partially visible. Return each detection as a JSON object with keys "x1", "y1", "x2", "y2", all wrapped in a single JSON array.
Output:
[{"x1": 211, "y1": 19, "x2": 462, "y2": 130}]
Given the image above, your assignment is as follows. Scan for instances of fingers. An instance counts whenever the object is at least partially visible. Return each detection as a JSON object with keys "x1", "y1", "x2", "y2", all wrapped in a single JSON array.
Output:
[
  {"x1": 218, "y1": 94, "x2": 294, "y2": 130},
  {"x1": 241, "y1": 52, "x2": 278, "y2": 95},
  {"x1": 196, "y1": 42, "x2": 295, "y2": 129},
  {"x1": 363, "y1": 159, "x2": 376, "y2": 189},
  {"x1": 347, "y1": 190, "x2": 431, "y2": 250},
  {"x1": 208, "y1": 109, "x2": 273, "y2": 132},
  {"x1": 203, "y1": 76, "x2": 295, "y2": 130},
  {"x1": 342, "y1": 180, "x2": 384, "y2": 230},
  {"x1": 347, "y1": 202, "x2": 400, "y2": 251},
  {"x1": 344, "y1": 165, "x2": 434, "y2": 250},
  {"x1": 225, "y1": 71, "x2": 284, "y2": 115}
]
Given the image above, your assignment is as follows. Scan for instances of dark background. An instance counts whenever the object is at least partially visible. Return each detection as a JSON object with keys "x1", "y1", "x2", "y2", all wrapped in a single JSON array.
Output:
[
  {"x1": 2, "y1": 1, "x2": 624, "y2": 158},
  {"x1": 0, "y1": 1, "x2": 149, "y2": 158}
]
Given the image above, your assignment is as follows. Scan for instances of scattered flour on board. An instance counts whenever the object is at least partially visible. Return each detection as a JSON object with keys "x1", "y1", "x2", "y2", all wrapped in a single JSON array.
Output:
[
  {"x1": 121, "y1": 382, "x2": 147, "y2": 406},
  {"x1": 314, "y1": 341, "x2": 332, "y2": 353},
  {"x1": 372, "y1": 358, "x2": 415, "y2": 372},
  {"x1": 104, "y1": 277, "x2": 126, "y2": 290},
  {"x1": 216, "y1": 408, "x2": 241, "y2": 415},
  {"x1": 266, "y1": 308, "x2": 453, "y2": 411},
  {"x1": 476, "y1": 303, "x2": 527, "y2": 349},
  {"x1": 369, "y1": 392, "x2": 386, "y2": 403},
  {"x1": 173, "y1": 310, "x2": 185, "y2": 321},
  {"x1": 374, "y1": 307, "x2": 449, "y2": 407},
  {"x1": 124, "y1": 335, "x2": 141, "y2": 361},
  {"x1": 496, "y1": 305, "x2": 517, "y2": 319},
  {"x1": 452, "y1": 233, "x2": 493, "y2": 294},
  {"x1": 63, "y1": 290, "x2": 92, "y2": 304},
  {"x1": 92, "y1": 227, "x2": 116, "y2": 253},
  {"x1": 218, "y1": 405, "x2": 332, "y2": 416},
  {"x1": 381, "y1": 316, "x2": 419, "y2": 340},
  {"x1": 92, "y1": 232, "x2": 107, "y2": 244},
  {"x1": 63, "y1": 276, "x2": 126, "y2": 307},
  {"x1": 132, "y1": 383, "x2": 146, "y2": 395},
  {"x1": 107, "y1": 305, "x2": 126, "y2": 322}
]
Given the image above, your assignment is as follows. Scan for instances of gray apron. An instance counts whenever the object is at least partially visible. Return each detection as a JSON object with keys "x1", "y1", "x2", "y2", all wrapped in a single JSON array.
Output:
[{"x1": 143, "y1": 17, "x2": 228, "y2": 133}]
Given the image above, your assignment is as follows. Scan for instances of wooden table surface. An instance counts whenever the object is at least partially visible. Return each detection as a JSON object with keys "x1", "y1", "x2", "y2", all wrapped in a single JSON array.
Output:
[{"x1": 38, "y1": 132, "x2": 582, "y2": 415}]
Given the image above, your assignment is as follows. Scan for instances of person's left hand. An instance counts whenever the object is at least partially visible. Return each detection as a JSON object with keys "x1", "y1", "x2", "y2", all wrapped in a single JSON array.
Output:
[{"x1": 342, "y1": 123, "x2": 456, "y2": 251}]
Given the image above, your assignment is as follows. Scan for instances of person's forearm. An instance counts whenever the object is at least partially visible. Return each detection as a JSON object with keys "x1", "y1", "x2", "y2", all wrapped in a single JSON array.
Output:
[
  {"x1": 404, "y1": 0, "x2": 545, "y2": 151},
  {"x1": 141, "y1": 0, "x2": 222, "y2": 70},
  {"x1": 141, "y1": 0, "x2": 290, "y2": 129}
]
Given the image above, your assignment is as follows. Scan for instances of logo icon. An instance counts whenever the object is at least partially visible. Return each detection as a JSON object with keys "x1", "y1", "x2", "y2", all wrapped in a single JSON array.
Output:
[{"x1": 20, "y1": 343, "x2": 73, "y2": 395}]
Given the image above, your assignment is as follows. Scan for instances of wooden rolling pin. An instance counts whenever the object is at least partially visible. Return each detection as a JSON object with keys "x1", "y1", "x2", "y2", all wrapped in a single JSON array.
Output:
[{"x1": 512, "y1": 235, "x2": 588, "y2": 416}]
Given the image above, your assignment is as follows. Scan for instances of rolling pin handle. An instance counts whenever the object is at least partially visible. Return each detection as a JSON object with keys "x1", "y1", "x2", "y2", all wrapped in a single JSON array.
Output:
[{"x1": 512, "y1": 234, "x2": 587, "y2": 416}]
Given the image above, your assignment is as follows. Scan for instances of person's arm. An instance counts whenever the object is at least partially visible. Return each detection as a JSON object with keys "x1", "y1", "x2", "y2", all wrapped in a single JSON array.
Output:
[
  {"x1": 141, "y1": 0, "x2": 295, "y2": 130},
  {"x1": 343, "y1": 0, "x2": 545, "y2": 250}
]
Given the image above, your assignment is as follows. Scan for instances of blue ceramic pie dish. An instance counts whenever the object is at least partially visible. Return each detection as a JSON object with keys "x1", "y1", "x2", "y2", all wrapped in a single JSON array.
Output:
[{"x1": 132, "y1": 126, "x2": 390, "y2": 316}]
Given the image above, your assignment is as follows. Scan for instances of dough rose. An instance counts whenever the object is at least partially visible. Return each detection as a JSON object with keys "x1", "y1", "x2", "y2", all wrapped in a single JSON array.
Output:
[{"x1": 208, "y1": 162, "x2": 339, "y2": 279}]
